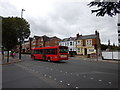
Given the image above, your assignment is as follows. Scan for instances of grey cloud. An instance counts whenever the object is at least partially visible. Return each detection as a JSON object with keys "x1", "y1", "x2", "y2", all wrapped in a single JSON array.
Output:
[
  {"x1": 0, "y1": 1, "x2": 20, "y2": 17},
  {"x1": 1, "y1": 0, "x2": 118, "y2": 45}
]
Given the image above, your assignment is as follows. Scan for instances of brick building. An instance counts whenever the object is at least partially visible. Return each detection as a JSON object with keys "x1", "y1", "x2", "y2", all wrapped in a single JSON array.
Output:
[
  {"x1": 21, "y1": 35, "x2": 61, "y2": 52},
  {"x1": 76, "y1": 31, "x2": 101, "y2": 57}
]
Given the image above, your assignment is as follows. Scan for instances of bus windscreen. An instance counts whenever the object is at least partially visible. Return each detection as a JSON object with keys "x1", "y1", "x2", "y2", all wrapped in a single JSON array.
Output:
[{"x1": 59, "y1": 46, "x2": 68, "y2": 53}]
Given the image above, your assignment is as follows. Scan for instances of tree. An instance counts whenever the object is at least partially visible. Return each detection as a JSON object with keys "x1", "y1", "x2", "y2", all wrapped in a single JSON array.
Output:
[
  {"x1": 2, "y1": 17, "x2": 30, "y2": 62},
  {"x1": 2, "y1": 17, "x2": 18, "y2": 62},
  {"x1": 12, "y1": 17, "x2": 30, "y2": 59},
  {"x1": 88, "y1": 0, "x2": 120, "y2": 17},
  {"x1": 101, "y1": 44, "x2": 108, "y2": 50}
]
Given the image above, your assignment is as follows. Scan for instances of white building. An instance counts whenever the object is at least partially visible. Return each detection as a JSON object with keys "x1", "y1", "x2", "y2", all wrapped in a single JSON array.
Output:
[
  {"x1": 59, "y1": 37, "x2": 76, "y2": 52},
  {"x1": 118, "y1": 14, "x2": 120, "y2": 46}
]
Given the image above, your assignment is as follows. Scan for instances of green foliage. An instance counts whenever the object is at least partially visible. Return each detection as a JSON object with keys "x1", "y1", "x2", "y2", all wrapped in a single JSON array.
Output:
[
  {"x1": 2, "y1": 17, "x2": 18, "y2": 50},
  {"x1": 88, "y1": 0, "x2": 120, "y2": 17},
  {"x1": 101, "y1": 44, "x2": 120, "y2": 51},
  {"x1": 101, "y1": 44, "x2": 108, "y2": 50},
  {"x1": 12, "y1": 17, "x2": 30, "y2": 40},
  {"x1": 2, "y1": 17, "x2": 30, "y2": 50}
]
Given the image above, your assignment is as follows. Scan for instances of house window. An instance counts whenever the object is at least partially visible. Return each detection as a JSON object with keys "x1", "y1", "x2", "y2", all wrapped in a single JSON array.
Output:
[
  {"x1": 66, "y1": 42, "x2": 67, "y2": 46},
  {"x1": 70, "y1": 42, "x2": 72, "y2": 46},
  {"x1": 119, "y1": 39, "x2": 120, "y2": 43},
  {"x1": 67, "y1": 42, "x2": 69, "y2": 46},
  {"x1": 77, "y1": 41, "x2": 80, "y2": 45},
  {"x1": 89, "y1": 49, "x2": 94, "y2": 52},
  {"x1": 78, "y1": 48, "x2": 81, "y2": 53},
  {"x1": 77, "y1": 40, "x2": 82, "y2": 45},
  {"x1": 86, "y1": 40, "x2": 92, "y2": 45}
]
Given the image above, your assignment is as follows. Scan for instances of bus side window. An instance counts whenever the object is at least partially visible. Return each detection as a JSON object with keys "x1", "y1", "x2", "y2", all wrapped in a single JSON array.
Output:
[
  {"x1": 55, "y1": 49, "x2": 57, "y2": 55},
  {"x1": 51, "y1": 49, "x2": 57, "y2": 55},
  {"x1": 39, "y1": 50, "x2": 42, "y2": 54},
  {"x1": 34, "y1": 50, "x2": 36, "y2": 54}
]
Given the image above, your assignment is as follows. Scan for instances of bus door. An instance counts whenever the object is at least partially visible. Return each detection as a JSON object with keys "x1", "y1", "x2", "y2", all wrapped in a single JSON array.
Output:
[{"x1": 42, "y1": 49, "x2": 46, "y2": 60}]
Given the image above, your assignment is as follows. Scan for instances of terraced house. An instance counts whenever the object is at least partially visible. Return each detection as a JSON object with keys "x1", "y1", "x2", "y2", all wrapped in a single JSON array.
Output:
[
  {"x1": 76, "y1": 31, "x2": 101, "y2": 57},
  {"x1": 59, "y1": 37, "x2": 76, "y2": 54}
]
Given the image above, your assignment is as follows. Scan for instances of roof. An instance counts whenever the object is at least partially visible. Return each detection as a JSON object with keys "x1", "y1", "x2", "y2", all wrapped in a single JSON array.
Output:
[
  {"x1": 33, "y1": 35, "x2": 61, "y2": 41},
  {"x1": 50, "y1": 36, "x2": 61, "y2": 40},
  {"x1": 77, "y1": 34, "x2": 97, "y2": 40},
  {"x1": 62, "y1": 37, "x2": 76, "y2": 42}
]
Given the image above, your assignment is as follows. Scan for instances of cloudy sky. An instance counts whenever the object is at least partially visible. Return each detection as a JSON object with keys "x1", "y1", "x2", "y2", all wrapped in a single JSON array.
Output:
[{"x1": 0, "y1": 0, "x2": 118, "y2": 45}]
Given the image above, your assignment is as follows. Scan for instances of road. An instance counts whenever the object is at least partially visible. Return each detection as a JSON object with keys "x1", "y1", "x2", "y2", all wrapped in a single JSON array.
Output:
[{"x1": 2, "y1": 54, "x2": 119, "y2": 88}]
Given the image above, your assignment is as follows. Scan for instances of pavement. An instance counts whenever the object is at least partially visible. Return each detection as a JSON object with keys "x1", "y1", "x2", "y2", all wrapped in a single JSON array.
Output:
[
  {"x1": 70, "y1": 56, "x2": 120, "y2": 63},
  {"x1": 0, "y1": 54, "x2": 21, "y2": 65}
]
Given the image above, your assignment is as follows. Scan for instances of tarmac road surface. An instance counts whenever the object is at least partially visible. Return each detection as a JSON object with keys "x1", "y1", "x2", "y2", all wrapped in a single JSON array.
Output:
[{"x1": 2, "y1": 54, "x2": 119, "y2": 89}]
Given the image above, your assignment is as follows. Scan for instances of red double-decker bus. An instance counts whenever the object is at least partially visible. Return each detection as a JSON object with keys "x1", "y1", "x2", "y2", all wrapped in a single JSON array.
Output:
[{"x1": 31, "y1": 46, "x2": 68, "y2": 61}]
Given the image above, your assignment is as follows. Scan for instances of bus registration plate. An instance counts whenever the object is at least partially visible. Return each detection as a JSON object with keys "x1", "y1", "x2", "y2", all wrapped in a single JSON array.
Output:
[{"x1": 60, "y1": 55, "x2": 67, "y2": 58}]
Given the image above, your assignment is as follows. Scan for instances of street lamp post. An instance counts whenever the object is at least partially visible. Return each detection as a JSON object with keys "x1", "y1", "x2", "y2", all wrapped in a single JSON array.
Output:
[{"x1": 19, "y1": 9, "x2": 25, "y2": 59}]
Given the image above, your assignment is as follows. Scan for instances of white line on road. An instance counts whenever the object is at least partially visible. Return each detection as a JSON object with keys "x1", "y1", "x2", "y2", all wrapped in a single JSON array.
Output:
[
  {"x1": 75, "y1": 86, "x2": 79, "y2": 89},
  {"x1": 60, "y1": 81, "x2": 63, "y2": 83},
  {"x1": 67, "y1": 83, "x2": 70, "y2": 86},
  {"x1": 98, "y1": 80, "x2": 102, "y2": 82},
  {"x1": 90, "y1": 77, "x2": 94, "y2": 80},
  {"x1": 108, "y1": 82, "x2": 112, "y2": 84},
  {"x1": 60, "y1": 70, "x2": 62, "y2": 72}
]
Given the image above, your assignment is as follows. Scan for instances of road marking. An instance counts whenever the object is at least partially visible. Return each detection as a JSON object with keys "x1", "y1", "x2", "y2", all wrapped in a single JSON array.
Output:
[
  {"x1": 75, "y1": 86, "x2": 79, "y2": 89},
  {"x1": 54, "y1": 78, "x2": 56, "y2": 80},
  {"x1": 108, "y1": 82, "x2": 111, "y2": 84},
  {"x1": 60, "y1": 70, "x2": 62, "y2": 72},
  {"x1": 98, "y1": 80, "x2": 102, "y2": 82},
  {"x1": 44, "y1": 74, "x2": 47, "y2": 76},
  {"x1": 60, "y1": 81, "x2": 62, "y2": 82},
  {"x1": 90, "y1": 77, "x2": 94, "y2": 80},
  {"x1": 67, "y1": 83, "x2": 70, "y2": 86}
]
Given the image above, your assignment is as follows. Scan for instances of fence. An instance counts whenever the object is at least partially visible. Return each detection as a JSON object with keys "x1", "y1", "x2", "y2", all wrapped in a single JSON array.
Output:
[{"x1": 102, "y1": 51, "x2": 120, "y2": 60}]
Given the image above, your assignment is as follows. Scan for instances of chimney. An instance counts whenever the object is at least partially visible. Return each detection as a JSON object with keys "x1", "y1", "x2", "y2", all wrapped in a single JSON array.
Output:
[
  {"x1": 76, "y1": 33, "x2": 79, "y2": 38},
  {"x1": 95, "y1": 30, "x2": 97, "y2": 35},
  {"x1": 95, "y1": 30, "x2": 99, "y2": 37}
]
